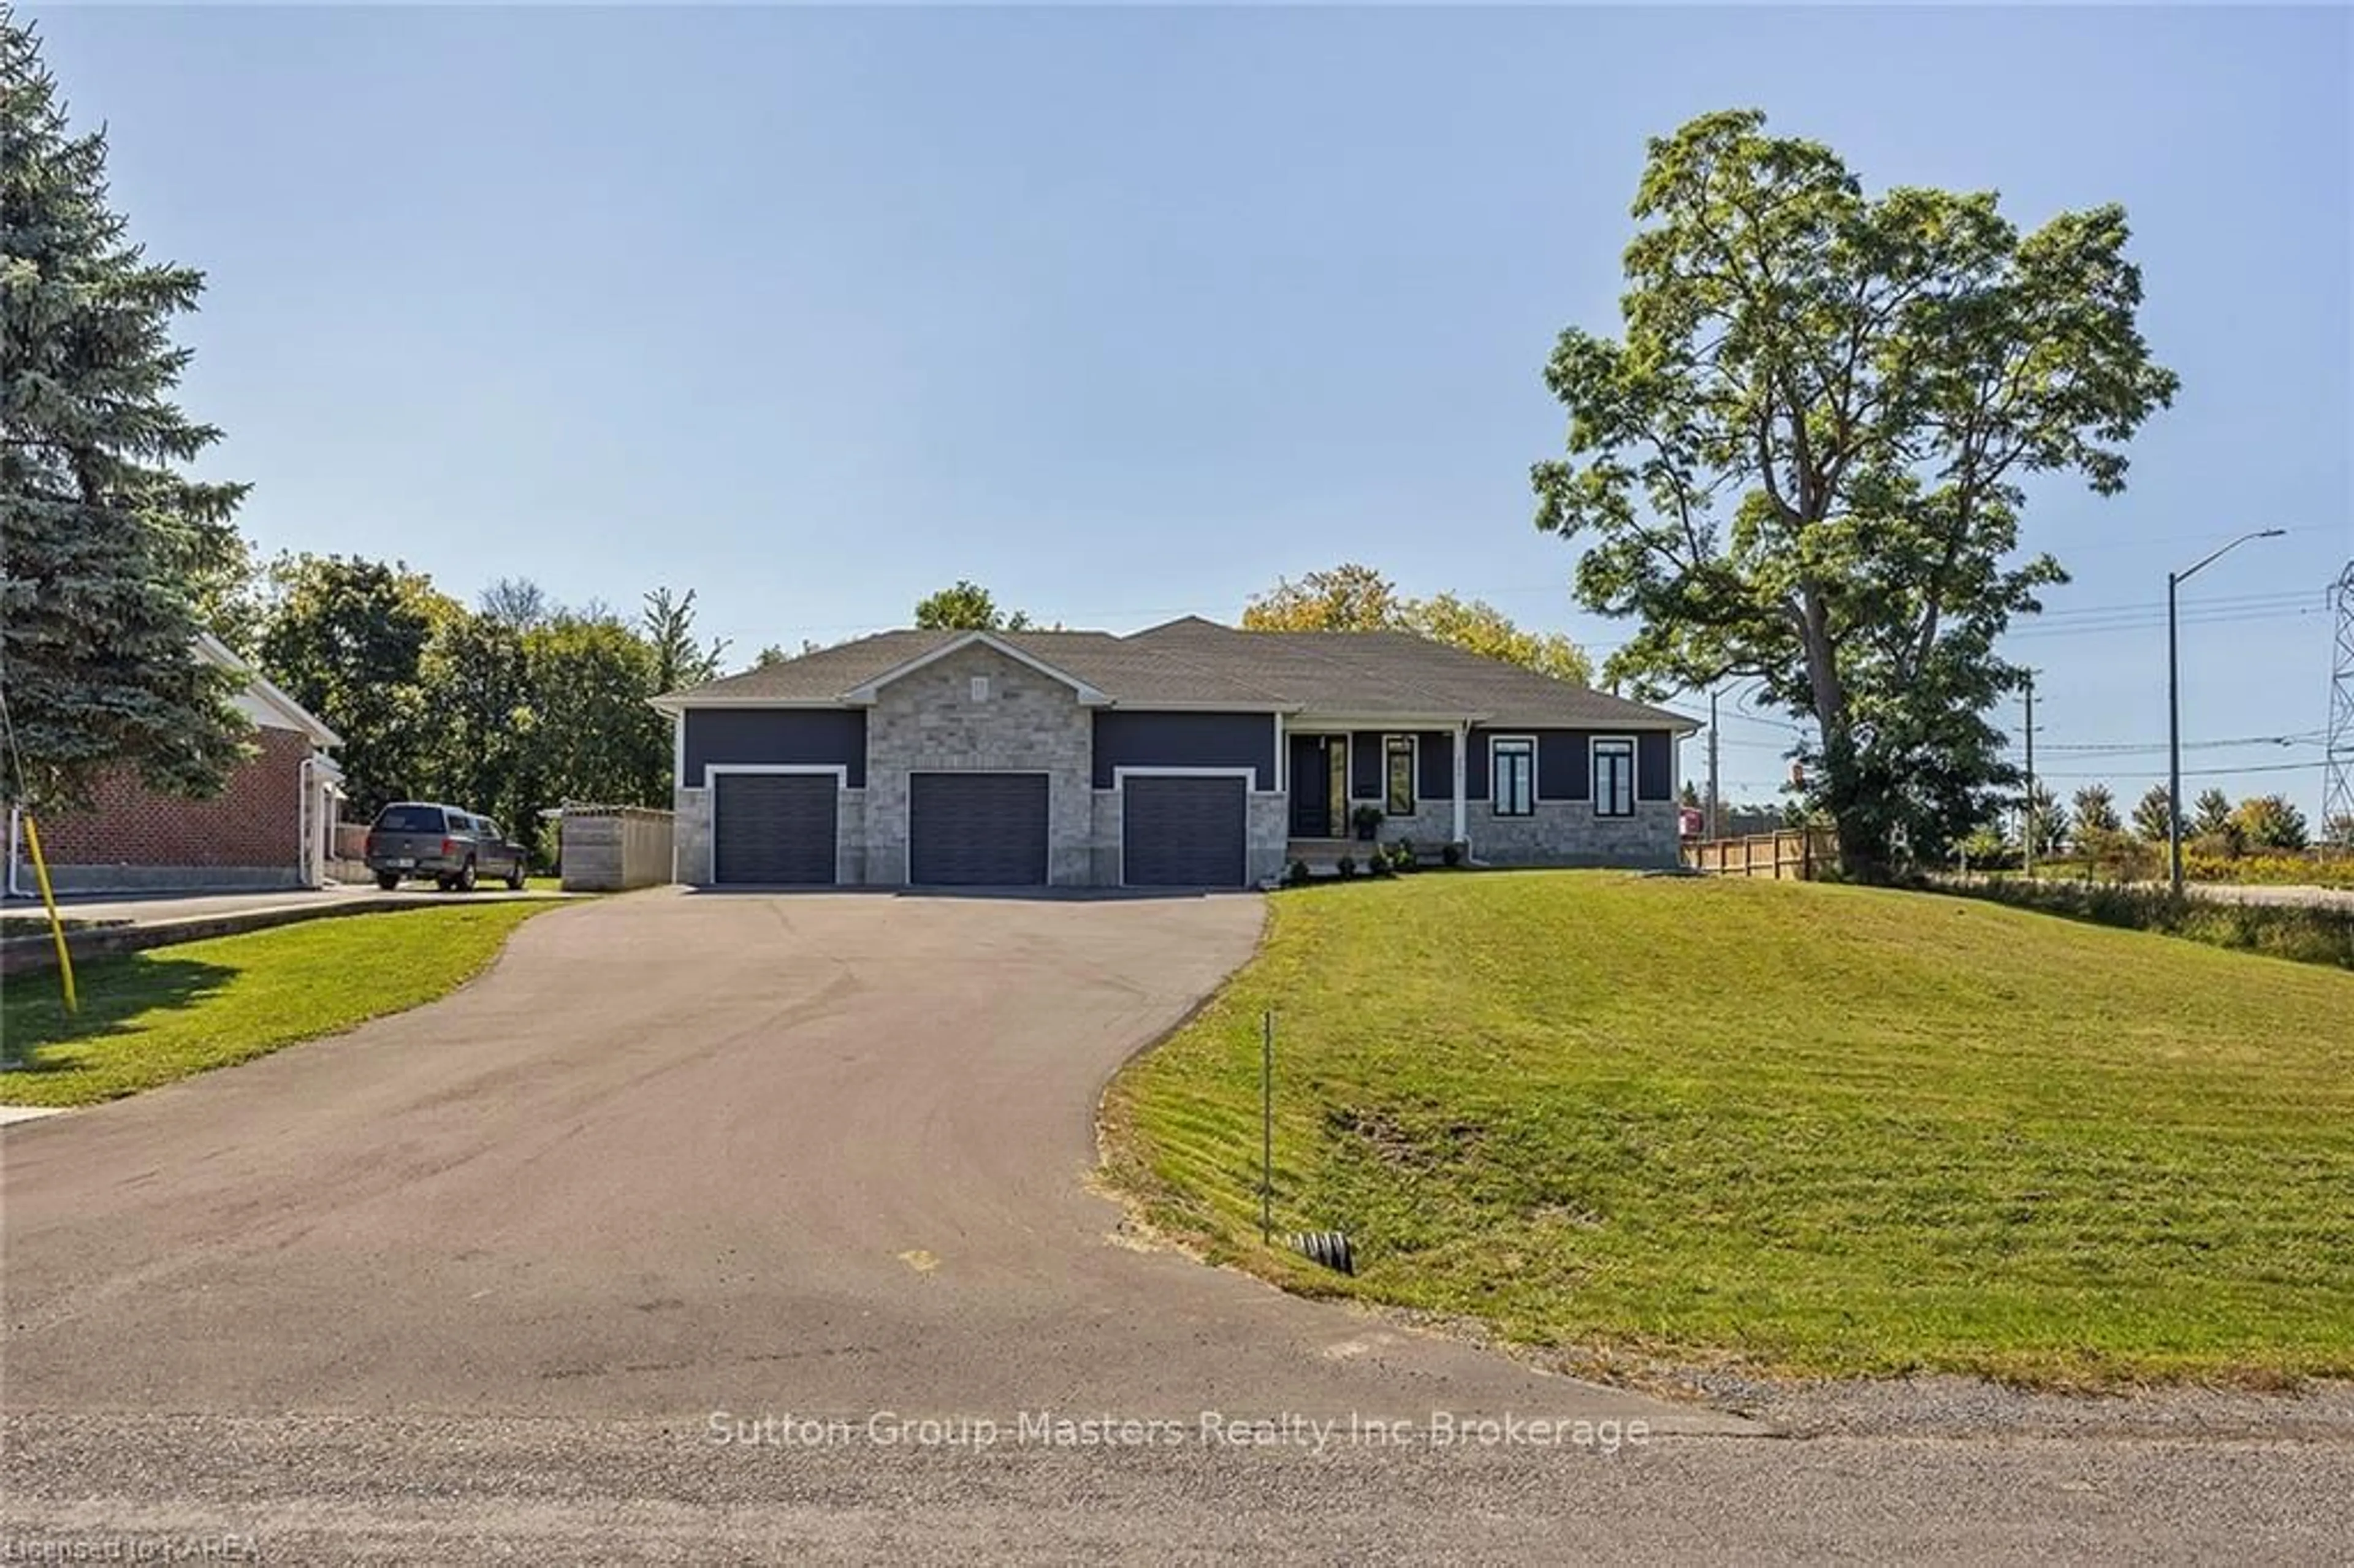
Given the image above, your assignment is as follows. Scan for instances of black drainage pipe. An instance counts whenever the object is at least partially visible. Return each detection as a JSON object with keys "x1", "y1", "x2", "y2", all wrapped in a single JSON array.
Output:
[{"x1": 1291, "y1": 1231, "x2": 1355, "y2": 1276}]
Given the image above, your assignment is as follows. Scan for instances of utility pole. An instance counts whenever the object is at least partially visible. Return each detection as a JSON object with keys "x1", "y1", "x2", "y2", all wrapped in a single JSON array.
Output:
[
  {"x1": 2023, "y1": 669, "x2": 2036, "y2": 879},
  {"x1": 1707, "y1": 688, "x2": 1721, "y2": 840}
]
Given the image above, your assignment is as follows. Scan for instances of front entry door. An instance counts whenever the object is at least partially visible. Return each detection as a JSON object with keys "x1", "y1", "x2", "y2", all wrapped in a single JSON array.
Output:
[{"x1": 1287, "y1": 736, "x2": 1350, "y2": 837}]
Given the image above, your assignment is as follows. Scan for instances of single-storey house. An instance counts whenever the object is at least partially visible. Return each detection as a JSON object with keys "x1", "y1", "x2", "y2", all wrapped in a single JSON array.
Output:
[
  {"x1": 7, "y1": 634, "x2": 346, "y2": 896},
  {"x1": 653, "y1": 617, "x2": 1696, "y2": 889}
]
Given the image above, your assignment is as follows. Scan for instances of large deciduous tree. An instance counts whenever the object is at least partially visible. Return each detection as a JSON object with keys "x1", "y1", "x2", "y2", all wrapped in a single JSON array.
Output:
[
  {"x1": 257, "y1": 555, "x2": 458, "y2": 817},
  {"x1": 1242, "y1": 563, "x2": 1404, "y2": 633},
  {"x1": 1531, "y1": 109, "x2": 2176, "y2": 875},
  {"x1": 1243, "y1": 563, "x2": 1592, "y2": 684},
  {"x1": 914, "y1": 580, "x2": 1031, "y2": 631},
  {"x1": 1, "y1": 19, "x2": 254, "y2": 809}
]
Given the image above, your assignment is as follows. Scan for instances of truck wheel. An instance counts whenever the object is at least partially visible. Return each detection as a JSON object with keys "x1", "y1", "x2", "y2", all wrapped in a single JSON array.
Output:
[
  {"x1": 454, "y1": 858, "x2": 478, "y2": 893},
  {"x1": 376, "y1": 872, "x2": 400, "y2": 892},
  {"x1": 506, "y1": 859, "x2": 526, "y2": 891}
]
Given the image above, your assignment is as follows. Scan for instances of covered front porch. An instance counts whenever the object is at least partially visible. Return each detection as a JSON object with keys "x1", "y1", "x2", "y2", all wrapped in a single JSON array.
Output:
[{"x1": 1278, "y1": 718, "x2": 1470, "y2": 847}]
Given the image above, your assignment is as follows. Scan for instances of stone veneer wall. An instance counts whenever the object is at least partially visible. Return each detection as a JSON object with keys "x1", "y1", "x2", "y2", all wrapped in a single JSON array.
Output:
[
  {"x1": 863, "y1": 643, "x2": 1095, "y2": 886},
  {"x1": 672, "y1": 786, "x2": 712, "y2": 884},
  {"x1": 1469, "y1": 799, "x2": 1680, "y2": 868},
  {"x1": 1090, "y1": 790, "x2": 1122, "y2": 886},
  {"x1": 1339, "y1": 786, "x2": 1677, "y2": 870},
  {"x1": 1246, "y1": 793, "x2": 1289, "y2": 885}
]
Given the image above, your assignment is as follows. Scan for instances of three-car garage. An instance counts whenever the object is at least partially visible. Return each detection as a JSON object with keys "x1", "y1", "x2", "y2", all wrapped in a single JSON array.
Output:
[{"x1": 704, "y1": 767, "x2": 1252, "y2": 888}]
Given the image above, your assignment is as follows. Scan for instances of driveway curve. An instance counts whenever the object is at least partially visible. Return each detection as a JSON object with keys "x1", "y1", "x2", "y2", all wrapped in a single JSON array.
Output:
[{"x1": 3, "y1": 889, "x2": 1730, "y2": 1431}]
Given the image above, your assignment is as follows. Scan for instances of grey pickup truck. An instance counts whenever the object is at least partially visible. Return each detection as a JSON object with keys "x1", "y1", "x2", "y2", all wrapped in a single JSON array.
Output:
[{"x1": 365, "y1": 802, "x2": 528, "y2": 892}]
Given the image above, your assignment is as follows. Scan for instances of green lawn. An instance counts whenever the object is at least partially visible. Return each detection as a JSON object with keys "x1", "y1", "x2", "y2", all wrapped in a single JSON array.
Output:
[
  {"x1": 1103, "y1": 872, "x2": 2354, "y2": 1387},
  {"x1": 1, "y1": 902, "x2": 551, "y2": 1106}
]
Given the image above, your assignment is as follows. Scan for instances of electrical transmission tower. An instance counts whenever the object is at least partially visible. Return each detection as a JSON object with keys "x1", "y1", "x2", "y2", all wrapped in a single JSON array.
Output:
[{"x1": 2327, "y1": 561, "x2": 2354, "y2": 836}]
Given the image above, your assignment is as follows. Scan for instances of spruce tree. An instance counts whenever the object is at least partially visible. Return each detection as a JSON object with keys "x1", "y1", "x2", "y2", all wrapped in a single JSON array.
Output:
[{"x1": 1, "y1": 16, "x2": 253, "y2": 809}]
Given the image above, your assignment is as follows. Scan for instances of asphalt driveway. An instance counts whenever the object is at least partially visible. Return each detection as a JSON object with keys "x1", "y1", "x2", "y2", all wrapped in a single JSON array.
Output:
[{"x1": 2, "y1": 886, "x2": 1707, "y2": 1427}]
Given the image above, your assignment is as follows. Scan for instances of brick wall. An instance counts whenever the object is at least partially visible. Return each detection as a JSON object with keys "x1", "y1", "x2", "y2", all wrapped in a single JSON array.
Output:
[{"x1": 32, "y1": 726, "x2": 310, "y2": 875}]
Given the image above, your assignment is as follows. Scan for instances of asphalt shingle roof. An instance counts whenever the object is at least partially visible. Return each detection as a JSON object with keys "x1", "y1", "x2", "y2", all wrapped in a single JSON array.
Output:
[{"x1": 661, "y1": 617, "x2": 1694, "y2": 731}]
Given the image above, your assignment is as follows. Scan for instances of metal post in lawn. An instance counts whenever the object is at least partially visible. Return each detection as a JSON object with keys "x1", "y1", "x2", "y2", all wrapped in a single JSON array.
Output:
[
  {"x1": 1260, "y1": 1010, "x2": 1274, "y2": 1246},
  {"x1": 2023, "y1": 669, "x2": 2036, "y2": 881}
]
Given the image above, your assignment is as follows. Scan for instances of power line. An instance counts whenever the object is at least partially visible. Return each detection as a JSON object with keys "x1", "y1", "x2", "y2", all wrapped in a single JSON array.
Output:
[
  {"x1": 2008, "y1": 603, "x2": 2325, "y2": 641},
  {"x1": 2020, "y1": 733, "x2": 2324, "y2": 756},
  {"x1": 2032, "y1": 758, "x2": 2326, "y2": 781}
]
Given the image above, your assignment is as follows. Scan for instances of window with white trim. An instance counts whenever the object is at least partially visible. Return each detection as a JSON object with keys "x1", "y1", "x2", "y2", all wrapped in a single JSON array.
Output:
[
  {"x1": 1491, "y1": 737, "x2": 1535, "y2": 816},
  {"x1": 1385, "y1": 735, "x2": 1416, "y2": 815},
  {"x1": 1593, "y1": 738, "x2": 1636, "y2": 817}
]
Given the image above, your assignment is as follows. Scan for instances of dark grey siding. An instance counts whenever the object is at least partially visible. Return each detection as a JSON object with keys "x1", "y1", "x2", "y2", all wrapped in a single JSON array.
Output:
[
  {"x1": 683, "y1": 709, "x2": 866, "y2": 788},
  {"x1": 1350, "y1": 733, "x2": 1384, "y2": 801},
  {"x1": 1122, "y1": 775, "x2": 1247, "y2": 888},
  {"x1": 1092, "y1": 712, "x2": 1274, "y2": 790},
  {"x1": 1539, "y1": 733, "x2": 1589, "y2": 802},
  {"x1": 1463, "y1": 727, "x2": 1675, "y2": 803},
  {"x1": 1638, "y1": 731, "x2": 1675, "y2": 802},
  {"x1": 908, "y1": 772, "x2": 1049, "y2": 885},
  {"x1": 1416, "y1": 730, "x2": 1454, "y2": 801},
  {"x1": 712, "y1": 774, "x2": 837, "y2": 885}
]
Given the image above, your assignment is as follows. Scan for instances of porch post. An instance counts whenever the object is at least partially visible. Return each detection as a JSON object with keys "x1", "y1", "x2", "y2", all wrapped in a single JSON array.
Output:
[{"x1": 1452, "y1": 721, "x2": 1468, "y2": 851}]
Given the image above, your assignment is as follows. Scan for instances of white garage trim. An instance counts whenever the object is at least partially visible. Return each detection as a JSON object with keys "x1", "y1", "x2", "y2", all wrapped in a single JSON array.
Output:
[
  {"x1": 902, "y1": 769, "x2": 1054, "y2": 886},
  {"x1": 1113, "y1": 766, "x2": 1254, "y2": 888},
  {"x1": 708, "y1": 763, "x2": 850, "y2": 886}
]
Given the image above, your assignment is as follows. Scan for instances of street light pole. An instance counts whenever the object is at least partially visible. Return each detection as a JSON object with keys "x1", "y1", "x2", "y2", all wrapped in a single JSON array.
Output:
[
  {"x1": 2166, "y1": 528, "x2": 2287, "y2": 899},
  {"x1": 2167, "y1": 568, "x2": 2183, "y2": 896}
]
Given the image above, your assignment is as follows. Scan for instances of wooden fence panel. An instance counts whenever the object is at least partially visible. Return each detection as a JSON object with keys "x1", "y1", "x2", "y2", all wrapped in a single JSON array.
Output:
[{"x1": 1682, "y1": 829, "x2": 1839, "y2": 881}]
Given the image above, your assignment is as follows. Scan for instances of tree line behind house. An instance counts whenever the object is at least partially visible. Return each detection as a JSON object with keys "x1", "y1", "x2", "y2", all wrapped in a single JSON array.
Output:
[
  {"x1": 224, "y1": 559, "x2": 1610, "y2": 869},
  {"x1": 1960, "y1": 781, "x2": 2353, "y2": 885}
]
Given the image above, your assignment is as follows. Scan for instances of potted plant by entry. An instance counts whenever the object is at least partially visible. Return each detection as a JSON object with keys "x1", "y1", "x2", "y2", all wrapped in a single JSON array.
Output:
[{"x1": 1350, "y1": 804, "x2": 1384, "y2": 842}]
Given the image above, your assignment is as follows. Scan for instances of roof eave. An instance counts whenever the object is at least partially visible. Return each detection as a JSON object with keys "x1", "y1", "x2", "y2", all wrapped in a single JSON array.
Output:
[{"x1": 196, "y1": 631, "x2": 343, "y2": 749}]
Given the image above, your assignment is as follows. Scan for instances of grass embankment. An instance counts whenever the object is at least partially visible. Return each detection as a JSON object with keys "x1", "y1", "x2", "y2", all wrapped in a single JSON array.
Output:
[
  {"x1": 1952, "y1": 877, "x2": 2352, "y2": 969},
  {"x1": 1, "y1": 902, "x2": 550, "y2": 1106},
  {"x1": 1104, "y1": 872, "x2": 2354, "y2": 1386}
]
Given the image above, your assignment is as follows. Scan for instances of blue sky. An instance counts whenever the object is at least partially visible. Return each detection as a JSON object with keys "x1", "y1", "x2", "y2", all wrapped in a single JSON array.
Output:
[{"x1": 28, "y1": 4, "x2": 2353, "y2": 809}]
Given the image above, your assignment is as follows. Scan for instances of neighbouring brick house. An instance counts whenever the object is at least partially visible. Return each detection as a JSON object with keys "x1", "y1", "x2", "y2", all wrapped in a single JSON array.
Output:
[
  {"x1": 12, "y1": 634, "x2": 345, "y2": 894},
  {"x1": 653, "y1": 618, "x2": 1696, "y2": 889}
]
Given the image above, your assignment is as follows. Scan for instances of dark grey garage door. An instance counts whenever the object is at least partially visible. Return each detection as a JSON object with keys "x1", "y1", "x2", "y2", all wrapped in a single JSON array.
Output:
[
  {"x1": 1122, "y1": 775, "x2": 1247, "y2": 888},
  {"x1": 908, "y1": 772, "x2": 1049, "y2": 886},
  {"x1": 713, "y1": 773, "x2": 838, "y2": 885}
]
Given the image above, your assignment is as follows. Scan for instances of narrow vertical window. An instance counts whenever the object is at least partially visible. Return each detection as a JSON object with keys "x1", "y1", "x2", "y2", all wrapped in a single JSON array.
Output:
[
  {"x1": 1593, "y1": 739, "x2": 1635, "y2": 818},
  {"x1": 1492, "y1": 737, "x2": 1535, "y2": 816},
  {"x1": 1385, "y1": 735, "x2": 1416, "y2": 815}
]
